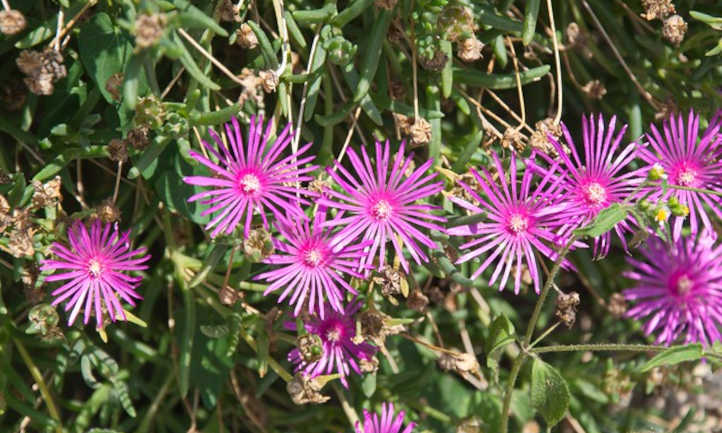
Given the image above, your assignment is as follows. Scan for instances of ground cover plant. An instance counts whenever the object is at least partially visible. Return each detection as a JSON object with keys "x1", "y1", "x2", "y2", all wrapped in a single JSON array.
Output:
[{"x1": 3, "y1": 0, "x2": 722, "y2": 432}]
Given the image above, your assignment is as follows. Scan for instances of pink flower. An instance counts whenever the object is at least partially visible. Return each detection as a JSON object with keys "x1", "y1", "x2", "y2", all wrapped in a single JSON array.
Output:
[
  {"x1": 287, "y1": 301, "x2": 377, "y2": 387},
  {"x1": 40, "y1": 220, "x2": 150, "y2": 327},
  {"x1": 318, "y1": 140, "x2": 445, "y2": 273},
  {"x1": 255, "y1": 209, "x2": 369, "y2": 318},
  {"x1": 448, "y1": 151, "x2": 579, "y2": 294},
  {"x1": 183, "y1": 116, "x2": 318, "y2": 238},
  {"x1": 638, "y1": 110, "x2": 722, "y2": 238},
  {"x1": 355, "y1": 403, "x2": 416, "y2": 433},
  {"x1": 624, "y1": 232, "x2": 722, "y2": 346},
  {"x1": 529, "y1": 114, "x2": 645, "y2": 257}
]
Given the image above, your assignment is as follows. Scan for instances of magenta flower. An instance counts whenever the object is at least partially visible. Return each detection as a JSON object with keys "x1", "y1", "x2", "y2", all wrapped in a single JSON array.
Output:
[
  {"x1": 448, "y1": 151, "x2": 580, "y2": 294},
  {"x1": 528, "y1": 114, "x2": 645, "y2": 257},
  {"x1": 287, "y1": 301, "x2": 377, "y2": 387},
  {"x1": 638, "y1": 110, "x2": 722, "y2": 238},
  {"x1": 624, "y1": 232, "x2": 722, "y2": 346},
  {"x1": 318, "y1": 140, "x2": 445, "y2": 272},
  {"x1": 255, "y1": 209, "x2": 369, "y2": 318},
  {"x1": 40, "y1": 220, "x2": 150, "y2": 328},
  {"x1": 355, "y1": 403, "x2": 416, "y2": 433},
  {"x1": 183, "y1": 115, "x2": 318, "y2": 238}
]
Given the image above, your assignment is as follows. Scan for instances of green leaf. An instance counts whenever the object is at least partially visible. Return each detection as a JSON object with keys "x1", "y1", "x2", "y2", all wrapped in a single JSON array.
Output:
[
  {"x1": 639, "y1": 344, "x2": 703, "y2": 373},
  {"x1": 78, "y1": 13, "x2": 134, "y2": 104},
  {"x1": 353, "y1": 10, "x2": 392, "y2": 104},
  {"x1": 453, "y1": 65, "x2": 550, "y2": 89},
  {"x1": 573, "y1": 203, "x2": 630, "y2": 238},
  {"x1": 522, "y1": 0, "x2": 541, "y2": 45},
  {"x1": 361, "y1": 372, "x2": 376, "y2": 397},
  {"x1": 530, "y1": 358, "x2": 570, "y2": 427},
  {"x1": 485, "y1": 314, "x2": 515, "y2": 371}
]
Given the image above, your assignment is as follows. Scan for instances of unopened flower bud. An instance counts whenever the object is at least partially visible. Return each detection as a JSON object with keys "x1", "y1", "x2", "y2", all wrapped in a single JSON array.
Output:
[
  {"x1": 670, "y1": 202, "x2": 690, "y2": 217},
  {"x1": 648, "y1": 163, "x2": 666, "y2": 181}
]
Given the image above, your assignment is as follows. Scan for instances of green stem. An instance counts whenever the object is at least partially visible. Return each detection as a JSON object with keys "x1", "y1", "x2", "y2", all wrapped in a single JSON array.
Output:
[
  {"x1": 13, "y1": 338, "x2": 63, "y2": 433},
  {"x1": 500, "y1": 355, "x2": 525, "y2": 433},
  {"x1": 532, "y1": 343, "x2": 682, "y2": 354},
  {"x1": 529, "y1": 321, "x2": 561, "y2": 349},
  {"x1": 664, "y1": 183, "x2": 722, "y2": 197},
  {"x1": 134, "y1": 370, "x2": 174, "y2": 433},
  {"x1": 333, "y1": 383, "x2": 360, "y2": 428}
]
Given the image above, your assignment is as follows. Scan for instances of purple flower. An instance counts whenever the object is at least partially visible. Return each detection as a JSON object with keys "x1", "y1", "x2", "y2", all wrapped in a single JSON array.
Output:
[
  {"x1": 287, "y1": 301, "x2": 377, "y2": 387},
  {"x1": 638, "y1": 110, "x2": 722, "y2": 238},
  {"x1": 448, "y1": 151, "x2": 579, "y2": 294},
  {"x1": 355, "y1": 403, "x2": 416, "y2": 433},
  {"x1": 318, "y1": 140, "x2": 445, "y2": 273},
  {"x1": 255, "y1": 209, "x2": 369, "y2": 318},
  {"x1": 529, "y1": 114, "x2": 645, "y2": 257},
  {"x1": 183, "y1": 116, "x2": 318, "y2": 238},
  {"x1": 40, "y1": 220, "x2": 150, "y2": 327},
  {"x1": 624, "y1": 232, "x2": 722, "y2": 346}
]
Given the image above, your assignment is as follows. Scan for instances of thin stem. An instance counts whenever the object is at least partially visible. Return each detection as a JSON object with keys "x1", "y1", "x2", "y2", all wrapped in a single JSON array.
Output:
[
  {"x1": 57, "y1": 0, "x2": 97, "y2": 42},
  {"x1": 53, "y1": 9, "x2": 64, "y2": 51},
  {"x1": 500, "y1": 355, "x2": 525, "y2": 433},
  {"x1": 506, "y1": 36, "x2": 526, "y2": 132},
  {"x1": 112, "y1": 161, "x2": 123, "y2": 205},
  {"x1": 161, "y1": 67, "x2": 185, "y2": 100},
  {"x1": 134, "y1": 370, "x2": 174, "y2": 433},
  {"x1": 293, "y1": 27, "x2": 321, "y2": 151},
  {"x1": 664, "y1": 183, "x2": 722, "y2": 197},
  {"x1": 546, "y1": 0, "x2": 563, "y2": 124},
  {"x1": 1, "y1": 0, "x2": 10, "y2": 11},
  {"x1": 333, "y1": 106, "x2": 362, "y2": 171},
  {"x1": 177, "y1": 28, "x2": 248, "y2": 86},
  {"x1": 333, "y1": 383, "x2": 360, "y2": 428},
  {"x1": 222, "y1": 245, "x2": 238, "y2": 290},
  {"x1": 531, "y1": 343, "x2": 669, "y2": 354},
  {"x1": 14, "y1": 338, "x2": 63, "y2": 433},
  {"x1": 529, "y1": 321, "x2": 561, "y2": 348}
]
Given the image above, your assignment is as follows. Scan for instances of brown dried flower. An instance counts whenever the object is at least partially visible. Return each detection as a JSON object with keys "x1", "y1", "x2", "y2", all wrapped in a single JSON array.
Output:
[
  {"x1": 296, "y1": 333, "x2": 323, "y2": 363},
  {"x1": 308, "y1": 177, "x2": 329, "y2": 196},
  {"x1": 237, "y1": 23, "x2": 258, "y2": 49},
  {"x1": 8, "y1": 229, "x2": 35, "y2": 258},
  {"x1": 17, "y1": 48, "x2": 67, "y2": 96},
  {"x1": 439, "y1": 5, "x2": 477, "y2": 43},
  {"x1": 529, "y1": 118, "x2": 562, "y2": 156},
  {"x1": 287, "y1": 373, "x2": 331, "y2": 405},
  {"x1": 258, "y1": 70, "x2": 279, "y2": 93},
  {"x1": 418, "y1": 50, "x2": 448, "y2": 72},
  {"x1": 555, "y1": 291, "x2": 580, "y2": 327},
  {"x1": 0, "y1": 195, "x2": 10, "y2": 233},
  {"x1": 0, "y1": 9, "x2": 26, "y2": 35},
  {"x1": 581, "y1": 80, "x2": 607, "y2": 100},
  {"x1": 237, "y1": 68, "x2": 265, "y2": 106},
  {"x1": 105, "y1": 73, "x2": 124, "y2": 101},
  {"x1": 608, "y1": 293, "x2": 627, "y2": 318},
  {"x1": 243, "y1": 227, "x2": 274, "y2": 261},
  {"x1": 94, "y1": 199, "x2": 121, "y2": 223},
  {"x1": 127, "y1": 125, "x2": 150, "y2": 150},
  {"x1": 406, "y1": 289, "x2": 429, "y2": 312},
  {"x1": 410, "y1": 118, "x2": 432, "y2": 145},
  {"x1": 218, "y1": 285, "x2": 240, "y2": 305},
  {"x1": 458, "y1": 37, "x2": 483, "y2": 63},
  {"x1": 356, "y1": 308, "x2": 404, "y2": 347},
  {"x1": 360, "y1": 355, "x2": 379, "y2": 373},
  {"x1": 373, "y1": 266, "x2": 405, "y2": 297},
  {"x1": 134, "y1": 13, "x2": 167, "y2": 49},
  {"x1": 107, "y1": 138, "x2": 128, "y2": 163},
  {"x1": 31, "y1": 176, "x2": 62, "y2": 208},
  {"x1": 641, "y1": 0, "x2": 675, "y2": 21},
  {"x1": 663, "y1": 15, "x2": 687, "y2": 46},
  {"x1": 501, "y1": 128, "x2": 525, "y2": 152},
  {"x1": 218, "y1": 0, "x2": 242, "y2": 22}
]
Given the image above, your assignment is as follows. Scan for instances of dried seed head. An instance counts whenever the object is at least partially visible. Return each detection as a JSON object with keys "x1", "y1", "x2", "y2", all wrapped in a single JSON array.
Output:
[
  {"x1": 1, "y1": 79, "x2": 27, "y2": 111},
  {"x1": 529, "y1": 118, "x2": 562, "y2": 156},
  {"x1": 374, "y1": 0, "x2": 398, "y2": 11},
  {"x1": 218, "y1": 285, "x2": 240, "y2": 305},
  {"x1": 501, "y1": 128, "x2": 525, "y2": 152},
  {"x1": 94, "y1": 199, "x2": 121, "y2": 224},
  {"x1": 418, "y1": 49, "x2": 448, "y2": 72},
  {"x1": 16, "y1": 50, "x2": 44, "y2": 76},
  {"x1": 438, "y1": 351, "x2": 480, "y2": 375},
  {"x1": 308, "y1": 177, "x2": 329, "y2": 196},
  {"x1": 243, "y1": 227, "x2": 274, "y2": 261},
  {"x1": 218, "y1": 0, "x2": 242, "y2": 22},
  {"x1": 641, "y1": 0, "x2": 675, "y2": 21},
  {"x1": 287, "y1": 373, "x2": 331, "y2": 405},
  {"x1": 555, "y1": 291, "x2": 580, "y2": 327},
  {"x1": 8, "y1": 229, "x2": 35, "y2": 258},
  {"x1": 0, "y1": 9, "x2": 26, "y2": 35},
  {"x1": 406, "y1": 289, "x2": 429, "y2": 312},
  {"x1": 359, "y1": 355, "x2": 379, "y2": 373},
  {"x1": 258, "y1": 70, "x2": 279, "y2": 93},
  {"x1": 357, "y1": 308, "x2": 404, "y2": 346},
  {"x1": 134, "y1": 13, "x2": 167, "y2": 49},
  {"x1": 135, "y1": 95, "x2": 166, "y2": 128},
  {"x1": 373, "y1": 266, "x2": 404, "y2": 297},
  {"x1": 126, "y1": 125, "x2": 150, "y2": 150},
  {"x1": 581, "y1": 80, "x2": 607, "y2": 100},
  {"x1": 410, "y1": 118, "x2": 432, "y2": 145},
  {"x1": 0, "y1": 195, "x2": 11, "y2": 234},
  {"x1": 237, "y1": 23, "x2": 258, "y2": 49},
  {"x1": 39, "y1": 48, "x2": 67, "y2": 81},
  {"x1": 237, "y1": 68, "x2": 265, "y2": 106},
  {"x1": 296, "y1": 333, "x2": 324, "y2": 363},
  {"x1": 439, "y1": 5, "x2": 476, "y2": 42},
  {"x1": 393, "y1": 112, "x2": 412, "y2": 132},
  {"x1": 662, "y1": 15, "x2": 687, "y2": 46},
  {"x1": 17, "y1": 48, "x2": 67, "y2": 96},
  {"x1": 31, "y1": 176, "x2": 62, "y2": 208},
  {"x1": 105, "y1": 73, "x2": 124, "y2": 101},
  {"x1": 608, "y1": 293, "x2": 627, "y2": 318},
  {"x1": 107, "y1": 138, "x2": 128, "y2": 163},
  {"x1": 458, "y1": 37, "x2": 484, "y2": 63}
]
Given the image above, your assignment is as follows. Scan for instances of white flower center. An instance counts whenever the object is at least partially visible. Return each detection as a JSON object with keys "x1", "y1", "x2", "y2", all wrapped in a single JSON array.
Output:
[
  {"x1": 326, "y1": 327, "x2": 341, "y2": 343},
  {"x1": 676, "y1": 168, "x2": 696, "y2": 187},
  {"x1": 88, "y1": 259, "x2": 102, "y2": 277},
  {"x1": 584, "y1": 182, "x2": 607, "y2": 205},
  {"x1": 371, "y1": 199, "x2": 393, "y2": 220},
  {"x1": 675, "y1": 274, "x2": 693, "y2": 296},
  {"x1": 303, "y1": 249, "x2": 323, "y2": 267},
  {"x1": 240, "y1": 174, "x2": 261, "y2": 194},
  {"x1": 508, "y1": 214, "x2": 529, "y2": 234}
]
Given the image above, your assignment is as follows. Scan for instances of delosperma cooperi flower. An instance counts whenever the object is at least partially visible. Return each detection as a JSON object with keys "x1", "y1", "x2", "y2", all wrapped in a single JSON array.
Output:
[
  {"x1": 355, "y1": 402, "x2": 416, "y2": 433},
  {"x1": 318, "y1": 140, "x2": 445, "y2": 273},
  {"x1": 624, "y1": 232, "x2": 722, "y2": 346},
  {"x1": 448, "y1": 151, "x2": 581, "y2": 294},
  {"x1": 255, "y1": 209, "x2": 370, "y2": 318},
  {"x1": 638, "y1": 110, "x2": 722, "y2": 238},
  {"x1": 287, "y1": 301, "x2": 377, "y2": 388},
  {"x1": 40, "y1": 220, "x2": 150, "y2": 328},
  {"x1": 528, "y1": 114, "x2": 646, "y2": 257},
  {"x1": 183, "y1": 115, "x2": 318, "y2": 238}
]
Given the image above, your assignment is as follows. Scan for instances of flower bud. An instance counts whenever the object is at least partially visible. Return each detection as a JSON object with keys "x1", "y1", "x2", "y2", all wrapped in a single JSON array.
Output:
[
  {"x1": 648, "y1": 163, "x2": 666, "y2": 181},
  {"x1": 670, "y1": 202, "x2": 690, "y2": 217}
]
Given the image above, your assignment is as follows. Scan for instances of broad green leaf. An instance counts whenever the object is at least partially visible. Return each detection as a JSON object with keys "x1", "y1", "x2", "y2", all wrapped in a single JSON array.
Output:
[
  {"x1": 530, "y1": 358, "x2": 570, "y2": 427},
  {"x1": 573, "y1": 203, "x2": 630, "y2": 238},
  {"x1": 639, "y1": 344, "x2": 703, "y2": 372},
  {"x1": 361, "y1": 372, "x2": 376, "y2": 397},
  {"x1": 485, "y1": 314, "x2": 515, "y2": 371}
]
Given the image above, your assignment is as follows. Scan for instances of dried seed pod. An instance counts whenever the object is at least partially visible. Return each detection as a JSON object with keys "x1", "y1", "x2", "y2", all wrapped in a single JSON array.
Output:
[
  {"x1": 410, "y1": 118, "x2": 432, "y2": 145},
  {"x1": 31, "y1": 176, "x2": 62, "y2": 208},
  {"x1": 662, "y1": 14, "x2": 687, "y2": 46},
  {"x1": 237, "y1": 23, "x2": 258, "y2": 49},
  {"x1": 406, "y1": 289, "x2": 429, "y2": 313},
  {"x1": 555, "y1": 291, "x2": 580, "y2": 327},
  {"x1": 107, "y1": 138, "x2": 128, "y2": 163},
  {"x1": 94, "y1": 199, "x2": 121, "y2": 224},
  {"x1": 126, "y1": 125, "x2": 150, "y2": 150},
  {"x1": 134, "y1": 13, "x2": 167, "y2": 49},
  {"x1": 457, "y1": 37, "x2": 483, "y2": 63},
  {"x1": 258, "y1": 70, "x2": 279, "y2": 93},
  {"x1": 0, "y1": 9, "x2": 26, "y2": 35},
  {"x1": 243, "y1": 227, "x2": 274, "y2": 261},
  {"x1": 581, "y1": 80, "x2": 607, "y2": 100},
  {"x1": 218, "y1": 285, "x2": 240, "y2": 305},
  {"x1": 641, "y1": 0, "x2": 675, "y2": 21},
  {"x1": 287, "y1": 373, "x2": 331, "y2": 405}
]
